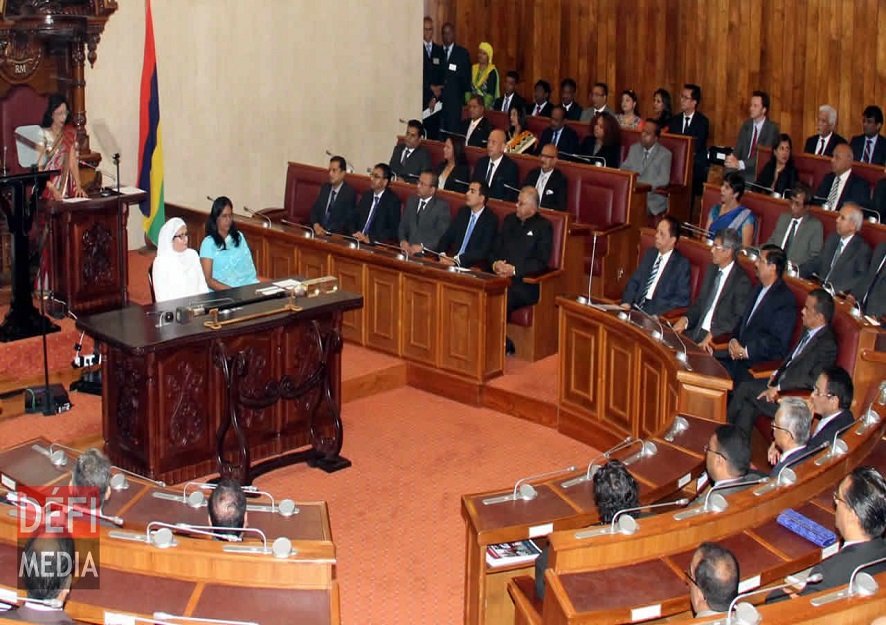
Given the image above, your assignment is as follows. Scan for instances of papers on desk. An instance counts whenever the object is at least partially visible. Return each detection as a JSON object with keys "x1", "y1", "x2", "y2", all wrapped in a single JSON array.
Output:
[
  {"x1": 62, "y1": 196, "x2": 90, "y2": 203},
  {"x1": 256, "y1": 279, "x2": 303, "y2": 297},
  {"x1": 118, "y1": 186, "x2": 145, "y2": 196},
  {"x1": 422, "y1": 100, "x2": 443, "y2": 120},
  {"x1": 485, "y1": 539, "x2": 542, "y2": 568}
]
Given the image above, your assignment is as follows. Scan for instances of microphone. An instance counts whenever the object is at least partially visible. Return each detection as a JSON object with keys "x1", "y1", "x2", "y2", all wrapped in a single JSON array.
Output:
[
  {"x1": 45, "y1": 498, "x2": 123, "y2": 528},
  {"x1": 243, "y1": 205, "x2": 271, "y2": 229},
  {"x1": 559, "y1": 151, "x2": 594, "y2": 164},
  {"x1": 745, "y1": 179, "x2": 780, "y2": 196},
  {"x1": 371, "y1": 241, "x2": 409, "y2": 260},
  {"x1": 663, "y1": 415, "x2": 689, "y2": 442},
  {"x1": 810, "y1": 557, "x2": 886, "y2": 606},
  {"x1": 814, "y1": 419, "x2": 857, "y2": 466},
  {"x1": 281, "y1": 219, "x2": 316, "y2": 238},
  {"x1": 421, "y1": 244, "x2": 443, "y2": 257},
  {"x1": 78, "y1": 159, "x2": 119, "y2": 189},
  {"x1": 153, "y1": 613, "x2": 258, "y2": 625},
  {"x1": 325, "y1": 150, "x2": 354, "y2": 173},
  {"x1": 440, "y1": 129, "x2": 467, "y2": 139},
  {"x1": 622, "y1": 439, "x2": 658, "y2": 466},
  {"x1": 396, "y1": 171, "x2": 420, "y2": 182},
  {"x1": 502, "y1": 182, "x2": 521, "y2": 193},
  {"x1": 574, "y1": 498, "x2": 689, "y2": 539},
  {"x1": 561, "y1": 436, "x2": 634, "y2": 488},
  {"x1": 32, "y1": 444, "x2": 67, "y2": 467},
  {"x1": 681, "y1": 222, "x2": 714, "y2": 242},
  {"x1": 812, "y1": 194, "x2": 834, "y2": 210},
  {"x1": 576, "y1": 231, "x2": 599, "y2": 306},
  {"x1": 452, "y1": 178, "x2": 471, "y2": 188},
  {"x1": 662, "y1": 318, "x2": 693, "y2": 370},
  {"x1": 333, "y1": 233, "x2": 362, "y2": 249},
  {"x1": 0, "y1": 594, "x2": 64, "y2": 610},
  {"x1": 586, "y1": 155, "x2": 606, "y2": 167},
  {"x1": 223, "y1": 535, "x2": 294, "y2": 559},
  {"x1": 857, "y1": 381, "x2": 886, "y2": 435},
  {"x1": 674, "y1": 475, "x2": 771, "y2": 520},
  {"x1": 740, "y1": 246, "x2": 760, "y2": 261},
  {"x1": 632, "y1": 303, "x2": 665, "y2": 342},
  {"x1": 726, "y1": 573, "x2": 824, "y2": 623},
  {"x1": 785, "y1": 260, "x2": 800, "y2": 278},
  {"x1": 859, "y1": 206, "x2": 881, "y2": 224},
  {"x1": 168, "y1": 522, "x2": 241, "y2": 542},
  {"x1": 482, "y1": 466, "x2": 576, "y2": 505},
  {"x1": 810, "y1": 271, "x2": 837, "y2": 296}
]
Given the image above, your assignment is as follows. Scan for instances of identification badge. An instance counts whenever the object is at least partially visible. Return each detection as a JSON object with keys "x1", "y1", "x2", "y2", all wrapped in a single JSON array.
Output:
[
  {"x1": 449, "y1": 63, "x2": 457, "y2": 71},
  {"x1": 433, "y1": 58, "x2": 440, "y2": 65}
]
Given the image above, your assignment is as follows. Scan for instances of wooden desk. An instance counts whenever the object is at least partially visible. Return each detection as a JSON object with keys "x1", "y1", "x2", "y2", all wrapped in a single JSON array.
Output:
[{"x1": 76, "y1": 281, "x2": 362, "y2": 484}]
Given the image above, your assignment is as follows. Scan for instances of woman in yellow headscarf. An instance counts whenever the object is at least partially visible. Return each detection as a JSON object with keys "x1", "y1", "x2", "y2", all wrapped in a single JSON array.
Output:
[{"x1": 469, "y1": 41, "x2": 499, "y2": 109}]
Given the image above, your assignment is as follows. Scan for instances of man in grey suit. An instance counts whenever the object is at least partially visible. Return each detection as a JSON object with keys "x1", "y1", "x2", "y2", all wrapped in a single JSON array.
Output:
[
  {"x1": 389, "y1": 119, "x2": 432, "y2": 182},
  {"x1": 579, "y1": 82, "x2": 612, "y2": 122},
  {"x1": 724, "y1": 90, "x2": 780, "y2": 183},
  {"x1": 398, "y1": 169, "x2": 451, "y2": 255},
  {"x1": 621, "y1": 118, "x2": 673, "y2": 215},
  {"x1": 767, "y1": 397, "x2": 812, "y2": 477},
  {"x1": 800, "y1": 203, "x2": 871, "y2": 295},
  {"x1": 765, "y1": 182, "x2": 823, "y2": 268}
]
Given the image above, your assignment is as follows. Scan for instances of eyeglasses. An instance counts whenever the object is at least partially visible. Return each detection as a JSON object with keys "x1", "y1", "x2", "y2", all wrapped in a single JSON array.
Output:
[
  {"x1": 703, "y1": 444, "x2": 725, "y2": 460},
  {"x1": 684, "y1": 569, "x2": 698, "y2": 587},
  {"x1": 812, "y1": 388, "x2": 835, "y2": 398},
  {"x1": 172, "y1": 233, "x2": 189, "y2": 240},
  {"x1": 770, "y1": 423, "x2": 794, "y2": 438},
  {"x1": 832, "y1": 490, "x2": 846, "y2": 506},
  {"x1": 711, "y1": 245, "x2": 727, "y2": 252}
]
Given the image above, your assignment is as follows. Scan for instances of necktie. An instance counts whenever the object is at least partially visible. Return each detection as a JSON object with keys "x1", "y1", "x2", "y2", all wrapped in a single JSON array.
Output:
[
  {"x1": 792, "y1": 329, "x2": 812, "y2": 358},
  {"x1": 643, "y1": 254, "x2": 663, "y2": 301},
  {"x1": 425, "y1": 43, "x2": 431, "y2": 58},
  {"x1": 783, "y1": 219, "x2": 799, "y2": 255},
  {"x1": 324, "y1": 189, "x2": 337, "y2": 226},
  {"x1": 401, "y1": 148, "x2": 411, "y2": 165},
  {"x1": 363, "y1": 195, "x2": 380, "y2": 235},
  {"x1": 748, "y1": 125, "x2": 759, "y2": 159},
  {"x1": 553, "y1": 129, "x2": 560, "y2": 146},
  {"x1": 486, "y1": 161, "x2": 495, "y2": 184},
  {"x1": 826, "y1": 174, "x2": 841, "y2": 208},
  {"x1": 682, "y1": 115, "x2": 689, "y2": 133},
  {"x1": 825, "y1": 239, "x2": 846, "y2": 282},
  {"x1": 534, "y1": 103, "x2": 542, "y2": 115},
  {"x1": 863, "y1": 138, "x2": 873, "y2": 163},
  {"x1": 775, "y1": 329, "x2": 813, "y2": 384},
  {"x1": 417, "y1": 199, "x2": 427, "y2": 215},
  {"x1": 817, "y1": 136, "x2": 826, "y2": 155},
  {"x1": 642, "y1": 149, "x2": 650, "y2": 169},
  {"x1": 502, "y1": 95, "x2": 510, "y2": 112},
  {"x1": 457, "y1": 212, "x2": 479, "y2": 257},
  {"x1": 445, "y1": 46, "x2": 451, "y2": 62}
]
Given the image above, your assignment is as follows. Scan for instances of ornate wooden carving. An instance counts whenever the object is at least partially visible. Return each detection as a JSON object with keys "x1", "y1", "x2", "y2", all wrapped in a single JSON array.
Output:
[
  {"x1": 79, "y1": 219, "x2": 112, "y2": 284},
  {"x1": 165, "y1": 359, "x2": 207, "y2": 448},
  {"x1": 112, "y1": 354, "x2": 143, "y2": 449}
]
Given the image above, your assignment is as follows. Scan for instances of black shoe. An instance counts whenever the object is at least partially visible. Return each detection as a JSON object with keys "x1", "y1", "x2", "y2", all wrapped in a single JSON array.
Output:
[{"x1": 505, "y1": 337, "x2": 516, "y2": 356}]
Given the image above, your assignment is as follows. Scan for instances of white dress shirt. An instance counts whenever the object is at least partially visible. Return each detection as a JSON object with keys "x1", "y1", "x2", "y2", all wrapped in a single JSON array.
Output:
[
  {"x1": 646, "y1": 249, "x2": 673, "y2": 298},
  {"x1": 700, "y1": 261, "x2": 734, "y2": 331}
]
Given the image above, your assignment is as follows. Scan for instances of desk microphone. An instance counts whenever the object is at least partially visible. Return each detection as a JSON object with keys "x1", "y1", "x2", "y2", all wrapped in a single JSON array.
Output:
[
  {"x1": 575, "y1": 497, "x2": 689, "y2": 539},
  {"x1": 561, "y1": 436, "x2": 634, "y2": 488},
  {"x1": 859, "y1": 206, "x2": 881, "y2": 224},
  {"x1": 440, "y1": 129, "x2": 467, "y2": 139},
  {"x1": 243, "y1": 205, "x2": 272, "y2": 228},
  {"x1": 32, "y1": 443, "x2": 67, "y2": 467},
  {"x1": 396, "y1": 171, "x2": 420, "y2": 182},
  {"x1": 153, "y1": 613, "x2": 259, "y2": 625},
  {"x1": 577, "y1": 231, "x2": 600, "y2": 306},
  {"x1": 502, "y1": 182, "x2": 521, "y2": 193},
  {"x1": 811, "y1": 194, "x2": 833, "y2": 210},
  {"x1": 325, "y1": 150, "x2": 354, "y2": 173},
  {"x1": 857, "y1": 381, "x2": 886, "y2": 435},
  {"x1": 482, "y1": 466, "x2": 576, "y2": 505},
  {"x1": 622, "y1": 439, "x2": 658, "y2": 466},
  {"x1": 586, "y1": 155, "x2": 606, "y2": 167},
  {"x1": 45, "y1": 498, "x2": 123, "y2": 527},
  {"x1": 740, "y1": 246, "x2": 760, "y2": 261},
  {"x1": 745, "y1": 179, "x2": 779, "y2": 196},
  {"x1": 663, "y1": 318, "x2": 692, "y2": 370},
  {"x1": 371, "y1": 241, "x2": 409, "y2": 260},
  {"x1": 452, "y1": 178, "x2": 471, "y2": 188},
  {"x1": 281, "y1": 219, "x2": 316, "y2": 238},
  {"x1": 725, "y1": 573, "x2": 824, "y2": 624},
  {"x1": 814, "y1": 419, "x2": 857, "y2": 465},
  {"x1": 421, "y1": 244, "x2": 443, "y2": 257},
  {"x1": 811, "y1": 557, "x2": 886, "y2": 606},
  {"x1": 674, "y1": 475, "x2": 770, "y2": 520},
  {"x1": 334, "y1": 233, "x2": 362, "y2": 249},
  {"x1": 78, "y1": 159, "x2": 120, "y2": 191},
  {"x1": 0, "y1": 594, "x2": 64, "y2": 610},
  {"x1": 681, "y1": 222, "x2": 714, "y2": 242},
  {"x1": 632, "y1": 303, "x2": 664, "y2": 342}
]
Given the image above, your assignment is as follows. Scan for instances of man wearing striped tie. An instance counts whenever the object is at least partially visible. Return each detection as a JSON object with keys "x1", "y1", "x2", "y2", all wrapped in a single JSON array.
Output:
[
  {"x1": 849, "y1": 105, "x2": 886, "y2": 166},
  {"x1": 619, "y1": 216, "x2": 691, "y2": 315}
]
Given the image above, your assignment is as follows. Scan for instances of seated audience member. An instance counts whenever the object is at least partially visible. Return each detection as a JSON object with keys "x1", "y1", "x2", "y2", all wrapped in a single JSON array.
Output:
[
  {"x1": 615, "y1": 89, "x2": 643, "y2": 130},
  {"x1": 461, "y1": 95, "x2": 492, "y2": 148},
  {"x1": 534, "y1": 460, "x2": 640, "y2": 600},
  {"x1": 472, "y1": 129, "x2": 519, "y2": 201},
  {"x1": 200, "y1": 196, "x2": 258, "y2": 290},
  {"x1": 724, "y1": 90, "x2": 780, "y2": 183},
  {"x1": 696, "y1": 424, "x2": 765, "y2": 504},
  {"x1": 804, "y1": 104, "x2": 847, "y2": 156},
  {"x1": 7, "y1": 534, "x2": 77, "y2": 624},
  {"x1": 353, "y1": 163, "x2": 401, "y2": 244},
  {"x1": 537, "y1": 105, "x2": 580, "y2": 157},
  {"x1": 800, "y1": 203, "x2": 871, "y2": 295},
  {"x1": 620, "y1": 118, "x2": 672, "y2": 216},
  {"x1": 389, "y1": 119, "x2": 431, "y2": 182},
  {"x1": 309, "y1": 156, "x2": 357, "y2": 236},
  {"x1": 398, "y1": 170, "x2": 451, "y2": 255},
  {"x1": 727, "y1": 288, "x2": 837, "y2": 437},
  {"x1": 492, "y1": 70, "x2": 525, "y2": 114},
  {"x1": 688, "y1": 542, "x2": 740, "y2": 618},
  {"x1": 805, "y1": 366, "x2": 855, "y2": 451},
  {"x1": 765, "y1": 182, "x2": 823, "y2": 268},
  {"x1": 814, "y1": 143, "x2": 872, "y2": 210},
  {"x1": 438, "y1": 181, "x2": 497, "y2": 269},
  {"x1": 650, "y1": 87, "x2": 672, "y2": 127},
  {"x1": 558, "y1": 78, "x2": 582, "y2": 121},
  {"x1": 505, "y1": 106, "x2": 537, "y2": 154},
  {"x1": 673, "y1": 228, "x2": 752, "y2": 350},
  {"x1": 620, "y1": 216, "x2": 690, "y2": 315},
  {"x1": 756, "y1": 133, "x2": 798, "y2": 195},
  {"x1": 579, "y1": 81, "x2": 612, "y2": 121},
  {"x1": 436, "y1": 136, "x2": 471, "y2": 191},
  {"x1": 152, "y1": 217, "x2": 209, "y2": 302},
  {"x1": 208, "y1": 478, "x2": 247, "y2": 539},
  {"x1": 579, "y1": 111, "x2": 621, "y2": 167},
  {"x1": 524, "y1": 143, "x2": 567, "y2": 211},
  {"x1": 490, "y1": 186, "x2": 552, "y2": 355},
  {"x1": 469, "y1": 42, "x2": 499, "y2": 109},
  {"x1": 71, "y1": 448, "x2": 112, "y2": 514},
  {"x1": 705, "y1": 172, "x2": 755, "y2": 247},
  {"x1": 849, "y1": 105, "x2": 885, "y2": 165},
  {"x1": 719, "y1": 244, "x2": 795, "y2": 384},
  {"x1": 853, "y1": 241, "x2": 885, "y2": 318},
  {"x1": 875, "y1": 176, "x2": 886, "y2": 222},
  {"x1": 768, "y1": 397, "x2": 813, "y2": 476},
  {"x1": 668, "y1": 83, "x2": 710, "y2": 196},
  {"x1": 528, "y1": 79, "x2": 552, "y2": 117}
]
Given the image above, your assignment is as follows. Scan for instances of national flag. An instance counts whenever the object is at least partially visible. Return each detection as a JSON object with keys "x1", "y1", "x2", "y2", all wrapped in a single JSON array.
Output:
[{"x1": 137, "y1": 0, "x2": 165, "y2": 245}]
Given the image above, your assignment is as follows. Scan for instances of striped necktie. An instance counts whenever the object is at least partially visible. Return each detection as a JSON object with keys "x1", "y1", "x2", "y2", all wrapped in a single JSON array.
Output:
[{"x1": 643, "y1": 254, "x2": 662, "y2": 301}]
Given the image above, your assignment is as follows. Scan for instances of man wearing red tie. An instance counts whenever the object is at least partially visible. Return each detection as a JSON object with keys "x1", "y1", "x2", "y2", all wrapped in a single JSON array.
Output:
[{"x1": 724, "y1": 90, "x2": 780, "y2": 183}]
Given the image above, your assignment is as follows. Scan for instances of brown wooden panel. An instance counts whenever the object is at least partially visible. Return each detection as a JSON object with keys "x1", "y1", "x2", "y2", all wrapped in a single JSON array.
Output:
[
  {"x1": 563, "y1": 322, "x2": 599, "y2": 413},
  {"x1": 402, "y1": 275, "x2": 438, "y2": 365},
  {"x1": 298, "y1": 247, "x2": 328, "y2": 279},
  {"x1": 439, "y1": 285, "x2": 482, "y2": 377},
  {"x1": 603, "y1": 328, "x2": 633, "y2": 433},
  {"x1": 638, "y1": 348, "x2": 665, "y2": 438},
  {"x1": 365, "y1": 266, "x2": 401, "y2": 355},
  {"x1": 331, "y1": 257, "x2": 365, "y2": 344},
  {"x1": 266, "y1": 237, "x2": 297, "y2": 279}
]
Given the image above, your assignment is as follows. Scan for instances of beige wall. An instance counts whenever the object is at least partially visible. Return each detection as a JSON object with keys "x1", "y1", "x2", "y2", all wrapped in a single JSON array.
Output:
[{"x1": 85, "y1": 0, "x2": 422, "y2": 247}]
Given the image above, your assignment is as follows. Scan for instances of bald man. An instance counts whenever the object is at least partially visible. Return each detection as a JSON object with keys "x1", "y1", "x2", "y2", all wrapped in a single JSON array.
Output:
[
  {"x1": 800, "y1": 203, "x2": 872, "y2": 295},
  {"x1": 688, "y1": 542, "x2": 740, "y2": 617},
  {"x1": 523, "y1": 143, "x2": 567, "y2": 211},
  {"x1": 814, "y1": 143, "x2": 872, "y2": 210},
  {"x1": 471, "y1": 128, "x2": 519, "y2": 202}
]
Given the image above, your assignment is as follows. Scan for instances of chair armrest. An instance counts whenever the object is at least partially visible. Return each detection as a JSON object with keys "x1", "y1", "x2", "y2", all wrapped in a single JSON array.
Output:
[
  {"x1": 748, "y1": 360, "x2": 781, "y2": 379},
  {"x1": 523, "y1": 268, "x2": 564, "y2": 285}
]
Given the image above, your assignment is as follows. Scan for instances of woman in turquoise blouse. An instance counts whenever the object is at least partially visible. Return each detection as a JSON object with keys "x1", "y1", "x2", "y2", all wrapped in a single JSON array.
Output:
[{"x1": 199, "y1": 196, "x2": 258, "y2": 290}]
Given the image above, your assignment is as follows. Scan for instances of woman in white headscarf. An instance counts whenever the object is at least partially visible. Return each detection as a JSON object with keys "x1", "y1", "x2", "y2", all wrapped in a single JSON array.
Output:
[{"x1": 151, "y1": 217, "x2": 209, "y2": 302}]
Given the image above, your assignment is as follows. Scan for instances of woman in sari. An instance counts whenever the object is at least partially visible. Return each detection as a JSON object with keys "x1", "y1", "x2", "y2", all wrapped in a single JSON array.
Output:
[
  {"x1": 505, "y1": 106, "x2": 536, "y2": 154},
  {"x1": 469, "y1": 42, "x2": 499, "y2": 109},
  {"x1": 705, "y1": 172, "x2": 756, "y2": 247},
  {"x1": 37, "y1": 94, "x2": 86, "y2": 201}
]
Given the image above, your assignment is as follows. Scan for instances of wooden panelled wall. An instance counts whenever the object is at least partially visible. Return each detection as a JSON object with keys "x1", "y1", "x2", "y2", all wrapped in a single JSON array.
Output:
[{"x1": 424, "y1": 0, "x2": 886, "y2": 150}]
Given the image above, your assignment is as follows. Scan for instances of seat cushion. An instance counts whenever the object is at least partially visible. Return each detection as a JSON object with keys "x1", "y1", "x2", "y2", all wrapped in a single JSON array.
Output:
[{"x1": 509, "y1": 306, "x2": 533, "y2": 327}]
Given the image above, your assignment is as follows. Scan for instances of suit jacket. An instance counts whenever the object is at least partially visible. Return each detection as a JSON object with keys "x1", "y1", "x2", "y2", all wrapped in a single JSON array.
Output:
[
  {"x1": 621, "y1": 142, "x2": 673, "y2": 215},
  {"x1": 875, "y1": 178, "x2": 886, "y2": 222},
  {"x1": 422, "y1": 42, "x2": 444, "y2": 106},
  {"x1": 849, "y1": 133, "x2": 886, "y2": 165},
  {"x1": 489, "y1": 212, "x2": 553, "y2": 278},
  {"x1": 806, "y1": 409, "x2": 855, "y2": 452},
  {"x1": 579, "y1": 139, "x2": 621, "y2": 168},
  {"x1": 859, "y1": 242, "x2": 886, "y2": 317},
  {"x1": 436, "y1": 162, "x2": 471, "y2": 192},
  {"x1": 765, "y1": 213, "x2": 824, "y2": 267},
  {"x1": 668, "y1": 111, "x2": 710, "y2": 171},
  {"x1": 802, "y1": 539, "x2": 886, "y2": 595},
  {"x1": 437, "y1": 205, "x2": 498, "y2": 269},
  {"x1": 440, "y1": 43, "x2": 472, "y2": 132},
  {"x1": 771, "y1": 325, "x2": 838, "y2": 390},
  {"x1": 727, "y1": 118, "x2": 780, "y2": 182},
  {"x1": 756, "y1": 159, "x2": 798, "y2": 196},
  {"x1": 770, "y1": 445, "x2": 809, "y2": 477},
  {"x1": 579, "y1": 105, "x2": 613, "y2": 123},
  {"x1": 354, "y1": 188, "x2": 401, "y2": 243},
  {"x1": 814, "y1": 171, "x2": 871, "y2": 209},
  {"x1": 685, "y1": 262, "x2": 753, "y2": 340},
  {"x1": 537, "y1": 125, "x2": 580, "y2": 158},
  {"x1": 309, "y1": 182, "x2": 357, "y2": 234},
  {"x1": 621, "y1": 248, "x2": 691, "y2": 315},
  {"x1": 801, "y1": 232, "x2": 872, "y2": 295},
  {"x1": 461, "y1": 116, "x2": 492, "y2": 148},
  {"x1": 692, "y1": 472, "x2": 768, "y2": 505},
  {"x1": 523, "y1": 167, "x2": 568, "y2": 211},
  {"x1": 561, "y1": 101, "x2": 583, "y2": 121},
  {"x1": 492, "y1": 92, "x2": 526, "y2": 115},
  {"x1": 472, "y1": 155, "x2": 519, "y2": 201},
  {"x1": 4, "y1": 606, "x2": 76, "y2": 625},
  {"x1": 389, "y1": 144, "x2": 432, "y2": 181},
  {"x1": 732, "y1": 278, "x2": 796, "y2": 364},
  {"x1": 528, "y1": 100, "x2": 553, "y2": 118},
  {"x1": 803, "y1": 133, "x2": 847, "y2": 157},
  {"x1": 398, "y1": 194, "x2": 451, "y2": 250}
]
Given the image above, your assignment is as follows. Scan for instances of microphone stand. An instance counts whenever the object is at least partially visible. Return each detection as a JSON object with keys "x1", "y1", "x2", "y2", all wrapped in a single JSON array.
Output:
[{"x1": 577, "y1": 231, "x2": 600, "y2": 306}]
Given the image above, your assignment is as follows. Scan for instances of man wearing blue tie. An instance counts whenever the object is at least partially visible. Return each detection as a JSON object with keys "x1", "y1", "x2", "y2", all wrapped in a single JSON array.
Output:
[
  {"x1": 353, "y1": 163, "x2": 401, "y2": 244},
  {"x1": 438, "y1": 181, "x2": 498, "y2": 269},
  {"x1": 536, "y1": 105, "x2": 579, "y2": 158}
]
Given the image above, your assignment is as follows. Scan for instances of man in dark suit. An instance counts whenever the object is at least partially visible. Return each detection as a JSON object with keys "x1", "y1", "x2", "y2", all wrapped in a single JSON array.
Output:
[
  {"x1": 436, "y1": 22, "x2": 471, "y2": 135},
  {"x1": 398, "y1": 170, "x2": 451, "y2": 255},
  {"x1": 471, "y1": 129, "x2": 519, "y2": 202},
  {"x1": 805, "y1": 366, "x2": 856, "y2": 452},
  {"x1": 461, "y1": 95, "x2": 492, "y2": 148},
  {"x1": 309, "y1": 156, "x2": 357, "y2": 235},
  {"x1": 536, "y1": 105, "x2": 580, "y2": 158},
  {"x1": 688, "y1": 543, "x2": 740, "y2": 618},
  {"x1": 389, "y1": 119, "x2": 432, "y2": 182},
  {"x1": 849, "y1": 105, "x2": 886, "y2": 165},
  {"x1": 723, "y1": 90, "x2": 780, "y2": 183},
  {"x1": 803, "y1": 105, "x2": 847, "y2": 156},
  {"x1": 558, "y1": 78, "x2": 583, "y2": 121},
  {"x1": 353, "y1": 163, "x2": 401, "y2": 244},
  {"x1": 767, "y1": 397, "x2": 812, "y2": 477},
  {"x1": 620, "y1": 216, "x2": 691, "y2": 315},
  {"x1": 422, "y1": 17, "x2": 443, "y2": 109},
  {"x1": 673, "y1": 228, "x2": 752, "y2": 350},
  {"x1": 854, "y1": 242, "x2": 886, "y2": 318},
  {"x1": 6, "y1": 534, "x2": 77, "y2": 625},
  {"x1": 814, "y1": 144, "x2": 872, "y2": 210},
  {"x1": 523, "y1": 143, "x2": 568, "y2": 211},
  {"x1": 801, "y1": 203, "x2": 872, "y2": 295},
  {"x1": 492, "y1": 70, "x2": 526, "y2": 115},
  {"x1": 765, "y1": 182, "x2": 823, "y2": 268},
  {"x1": 668, "y1": 83, "x2": 710, "y2": 196},
  {"x1": 438, "y1": 181, "x2": 497, "y2": 270},
  {"x1": 693, "y1": 424, "x2": 765, "y2": 505},
  {"x1": 719, "y1": 244, "x2": 796, "y2": 384},
  {"x1": 875, "y1": 178, "x2": 886, "y2": 222},
  {"x1": 726, "y1": 288, "x2": 838, "y2": 436},
  {"x1": 528, "y1": 80, "x2": 553, "y2": 118},
  {"x1": 579, "y1": 82, "x2": 613, "y2": 122}
]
